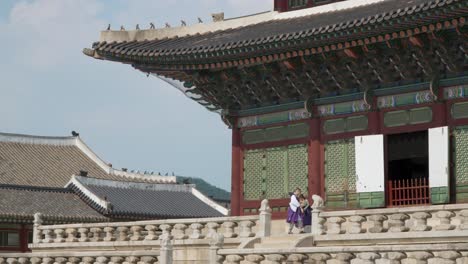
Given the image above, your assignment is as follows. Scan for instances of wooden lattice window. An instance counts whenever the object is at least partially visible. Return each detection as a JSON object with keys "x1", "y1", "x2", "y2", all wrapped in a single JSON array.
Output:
[
  {"x1": 288, "y1": 0, "x2": 308, "y2": 8},
  {"x1": 243, "y1": 144, "x2": 308, "y2": 200}
]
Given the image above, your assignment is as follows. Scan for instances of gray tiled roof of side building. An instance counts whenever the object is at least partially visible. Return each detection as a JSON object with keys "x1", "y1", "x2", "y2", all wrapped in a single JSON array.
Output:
[
  {"x1": 70, "y1": 176, "x2": 225, "y2": 219},
  {"x1": 0, "y1": 185, "x2": 108, "y2": 223},
  {"x1": 0, "y1": 132, "x2": 176, "y2": 188}
]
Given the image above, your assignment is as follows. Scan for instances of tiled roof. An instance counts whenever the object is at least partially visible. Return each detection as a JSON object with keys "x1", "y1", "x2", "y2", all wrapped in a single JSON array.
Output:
[
  {"x1": 86, "y1": 0, "x2": 465, "y2": 68},
  {"x1": 0, "y1": 185, "x2": 108, "y2": 224},
  {"x1": 0, "y1": 132, "x2": 176, "y2": 188},
  {"x1": 68, "y1": 176, "x2": 226, "y2": 219}
]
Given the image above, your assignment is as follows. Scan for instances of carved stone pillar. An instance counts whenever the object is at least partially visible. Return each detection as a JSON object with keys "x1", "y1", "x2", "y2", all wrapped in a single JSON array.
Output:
[
  {"x1": 123, "y1": 257, "x2": 139, "y2": 264},
  {"x1": 258, "y1": 199, "x2": 272, "y2": 237},
  {"x1": 460, "y1": 210, "x2": 468, "y2": 230},
  {"x1": 206, "y1": 222, "x2": 220, "y2": 239},
  {"x1": 411, "y1": 212, "x2": 431, "y2": 232},
  {"x1": 159, "y1": 236, "x2": 173, "y2": 264},
  {"x1": 116, "y1": 226, "x2": 129, "y2": 241},
  {"x1": 239, "y1": 221, "x2": 255, "y2": 238},
  {"x1": 432, "y1": 251, "x2": 461, "y2": 264},
  {"x1": 42, "y1": 258, "x2": 54, "y2": 264},
  {"x1": 90, "y1": 227, "x2": 102, "y2": 242},
  {"x1": 355, "y1": 252, "x2": 380, "y2": 264},
  {"x1": 327, "y1": 217, "x2": 346, "y2": 234},
  {"x1": 311, "y1": 209, "x2": 325, "y2": 235},
  {"x1": 30, "y1": 258, "x2": 41, "y2": 264},
  {"x1": 109, "y1": 257, "x2": 124, "y2": 264},
  {"x1": 103, "y1": 227, "x2": 115, "y2": 242},
  {"x1": 33, "y1": 213, "x2": 43, "y2": 244},
  {"x1": 138, "y1": 257, "x2": 155, "y2": 264},
  {"x1": 405, "y1": 251, "x2": 433, "y2": 264},
  {"x1": 222, "y1": 222, "x2": 237, "y2": 238},
  {"x1": 144, "y1": 225, "x2": 158, "y2": 240},
  {"x1": 209, "y1": 234, "x2": 224, "y2": 264},
  {"x1": 65, "y1": 228, "x2": 78, "y2": 242},
  {"x1": 379, "y1": 252, "x2": 406, "y2": 264},
  {"x1": 159, "y1": 224, "x2": 173, "y2": 240},
  {"x1": 388, "y1": 214, "x2": 409, "y2": 232},
  {"x1": 95, "y1": 257, "x2": 109, "y2": 264},
  {"x1": 53, "y1": 229, "x2": 65, "y2": 243},
  {"x1": 130, "y1": 226, "x2": 143, "y2": 241},
  {"x1": 244, "y1": 255, "x2": 264, "y2": 264},
  {"x1": 173, "y1": 224, "x2": 188, "y2": 240},
  {"x1": 287, "y1": 254, "x2": 308, "y2": 264},
  {"x1": 66, "y1": 257, "x2": 80, "y2": 264},
  {"x1": 81, "y1": 257, "x2": 94, "y2": 264},
  {"x1": 54, "y1": 257, "x2": 67, "y2": 264},
  {"x1": 435, "y1": 211, "x2": 455, "y2": 231},
  {"x1": 225, "y1": 255, "x2": 243, "y2": 264},
  {"x1": 189, "y1": 223, "x2": 205, "y2": 239},
  {"x1": 77, "y1": 228, "x2": 89, "y2": 242},
  {"x1": 329, "y1": 253, "x2": 354, "y2": 264},
  {"x1": 17, "y1": 258, "x2": 29, "y2": 264},
  {"x1": 42, "y1": 229, "x2": 53, "y2": 243},
  {"x1": 6, "y1": 258, "x2": 18, "y2": 264},
  {"x1": 265, "y1": 254, "x2": 286, "y2": 264},
  {"x1": 347, "y1": 215, "x2": 366, "y2": 234},
  {"x1": 307, "y1": 253, "x2": 331, "y2": 264},
  {"x1": 368, "y1": 215, "x2": 387, "y2": 233}
]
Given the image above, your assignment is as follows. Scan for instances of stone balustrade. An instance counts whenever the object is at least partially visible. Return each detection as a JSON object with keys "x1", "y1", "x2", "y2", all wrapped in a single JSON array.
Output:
[
  {"x1": 33, "y1": 215, "x2": 260, "y2": 245},
  {"x1": 0, "y1": 251, "x2": 162, "y2": 264},
  {"x1": 312, "y1": 203, "x2": 468, "y2": 236},
  {"x1": 31, "y1": 200, "x2": 276, "y2": 249},
  {"x1": 217, "y1": 243, "x2": 468, "y2": 264}
]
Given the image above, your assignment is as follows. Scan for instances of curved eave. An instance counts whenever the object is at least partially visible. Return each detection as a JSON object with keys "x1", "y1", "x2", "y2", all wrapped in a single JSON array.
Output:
[{"x1": 84, "y1": 0, "x2": 468, "y2": 71}]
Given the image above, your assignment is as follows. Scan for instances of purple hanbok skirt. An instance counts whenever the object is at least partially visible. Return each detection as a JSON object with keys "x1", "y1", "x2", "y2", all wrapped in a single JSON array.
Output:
[{"x1": 286, "y1": 207, "x2": 300, "y2": 224}]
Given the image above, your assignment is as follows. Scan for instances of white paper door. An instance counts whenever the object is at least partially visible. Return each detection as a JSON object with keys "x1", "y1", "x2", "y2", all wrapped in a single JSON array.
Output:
[
  {"x1": 355, "y1": 135, "x2": 385, "y2": 193},
  {"x1": 429, "y1": 126, "x2": 449, "y2": 189}
]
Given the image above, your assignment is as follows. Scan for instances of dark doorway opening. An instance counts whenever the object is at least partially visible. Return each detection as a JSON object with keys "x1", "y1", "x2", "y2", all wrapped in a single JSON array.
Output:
[{"x1": 387, "y1": 131, "x2": 430, "y2": 206}]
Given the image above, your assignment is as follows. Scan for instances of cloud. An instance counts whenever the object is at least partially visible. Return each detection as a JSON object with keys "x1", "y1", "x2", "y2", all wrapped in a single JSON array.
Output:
[{"x1": 2, "y1": 0, "x2": 104, "y2": 69}]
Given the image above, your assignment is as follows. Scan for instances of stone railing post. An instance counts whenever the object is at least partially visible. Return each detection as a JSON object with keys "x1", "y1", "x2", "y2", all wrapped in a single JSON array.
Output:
[
  {"x1": 103, "y1": 227, "x2": 116, "y2": 242},
  {"x1": 460, "y1": 210, "x2": 468, "y2": 230},
  {"x1": 225, "y1": 255, "x2": 244, "y2": 264},
  {"x1": 159, "y1": 236, "x2": 173, "y2": 264},
  {"x1": 287, "y1": 254, "x2": 308, "y2": 264},
  {"x1": 239, "y1": 221, "x2": 255, "y2": 238},
  {"x1": 311, "y1": 195, "x2": 325, "y2": 235},
  {"x1": 257, "y1": 199, "x2": 272, "y2": 238},
  {"x1": 189, "y1": 223, "x2": 205, "y2": 239},
  {"x1": 435, "y1": 211, "x2": 455, "y2": 231},
  {"x1": 347, "y1": 216, "x2": 365, "y2": 234},
  {"x1": 380, "y1": 252, "x2": 406, "y2": 264},
  {"x1": 308, "y1": 253, "x2": 331, "y2": 264},
  {"x1": 406, "y1": 251, "x2": 433, "y2": 264},
  {"x1": 33, "y1": 213, "x2": 43, "y2": 244},
  {"x1": 209, "y1": 233, "x2": 224, "y2": 264},
  {"x1": 411, "y1": 212, "x2": 431, "y2": 232},
  {"x1": 130, "y1": 226, "x2": 143, "y2": 241},
  {"x1": 173, "y1": 224, "x2": 188, "y2": 240},
  {"x1": 144, "y1": 225, "x2": 158, "y2": 240},
  {"x1": 159, "y1": 224, "x2": 173, "y2": 240},
  {"x1": 388, "y1": 214, "x2": 409, "y2": 232},
  {"x1": 206, "y1": 222, "x2": 220, "y2": 239},
  {"x1": 368, "y1": 215, "x2": 387, "y2": 233},
  {"x1": 222, "y1": 222, "x2": 237, "y2": 238},
  {"x1": 244, "y1": 255, "x2": 264, "y2": 264},
  {"x1": 265, "y1": 254, "x2": 286, "y2": 264},
  {"x1": 65, "y1": 228, "x2": 78, "y2": 242}
]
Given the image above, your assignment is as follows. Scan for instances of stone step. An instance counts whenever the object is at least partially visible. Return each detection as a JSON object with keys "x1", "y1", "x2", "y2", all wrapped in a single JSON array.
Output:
[{"x1": 253, "y1": 236, "x2": 301, "y2": 249}]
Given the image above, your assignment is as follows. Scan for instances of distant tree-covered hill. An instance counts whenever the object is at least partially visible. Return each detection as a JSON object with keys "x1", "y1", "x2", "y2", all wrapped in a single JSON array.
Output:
[{"x1": 176, "y1": 176, "x2": 230, "y2": 202}]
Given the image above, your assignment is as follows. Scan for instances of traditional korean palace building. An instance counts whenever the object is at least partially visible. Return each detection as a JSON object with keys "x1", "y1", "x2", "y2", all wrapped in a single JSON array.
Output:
[
  {"x1": 0, "y1": 133, "x2": 227, "y2": 252},
  {"x1": 84, "y1": 0, "x2": 468, "y2": 219}
]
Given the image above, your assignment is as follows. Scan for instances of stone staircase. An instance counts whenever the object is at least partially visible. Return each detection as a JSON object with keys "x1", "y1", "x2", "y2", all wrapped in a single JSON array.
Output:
[{"x1": 253, "y1": 235, "x2": 300, "y2": 249}]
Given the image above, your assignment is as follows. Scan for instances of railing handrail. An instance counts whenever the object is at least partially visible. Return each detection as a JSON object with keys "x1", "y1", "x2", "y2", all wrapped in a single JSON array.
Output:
[
  {"x1": 217, "y1": 242, "x2": 468, "y2": 255},
  {"x1": 319, "y1": 203, "x2": 468, "y2": 217},
  {"x1": 0, "y1": 250, "x2": 160, "y2": 258},
  {"x1": 37, "y1": 215, "x2": 259, "y2": 230}
]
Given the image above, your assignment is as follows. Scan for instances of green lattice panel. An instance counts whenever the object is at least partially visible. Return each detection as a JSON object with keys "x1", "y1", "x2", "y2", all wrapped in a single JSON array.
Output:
[
  {"x1": 455, "y1": 127, "x2": 468, "y2": 185},
  {"x1": 347, "y1": 140, "x2": 356, "y2": 192},
  {"x1": 243, "y1": 149, "x2": 265, "y2": 200},
  {"x1": 287, "y1": 144, "x2": 308, "y2": 196},
  {"x1": 266, "y1": 147, "x2": 288, "y2": 199},
  {"x1": 325, "y1": 141, "x2": 347, "y2": 194}
]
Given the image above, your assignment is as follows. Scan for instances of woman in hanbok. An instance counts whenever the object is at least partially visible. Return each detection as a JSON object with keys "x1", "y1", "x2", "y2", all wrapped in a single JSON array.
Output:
[
  {"x1": 299, "y1": 194, "x2": 312, "y2": 232},
  {"x1": 286, "y1": 187, "x2": 303, "y2": 234}
]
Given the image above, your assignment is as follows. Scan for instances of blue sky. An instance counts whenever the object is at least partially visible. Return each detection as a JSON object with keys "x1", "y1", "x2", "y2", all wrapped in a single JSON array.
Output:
[{"x1": 0, "y1": 0, "x2": 272, "y2": 191}]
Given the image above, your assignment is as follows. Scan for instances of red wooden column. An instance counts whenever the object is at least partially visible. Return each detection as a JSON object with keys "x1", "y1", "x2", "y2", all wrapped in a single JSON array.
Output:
[
  {"x1": 308, "y1": 118, "x2": 322, "y2": 197},
  {"x1": 368, "y1": 109, "x2": 380, "y2": 135},
  {"x1": 231, "y1": 126, "x2": 242, "y2": 216},
  {"x1": 433, "y1": 102, "x2": 447, "y2": 127}
]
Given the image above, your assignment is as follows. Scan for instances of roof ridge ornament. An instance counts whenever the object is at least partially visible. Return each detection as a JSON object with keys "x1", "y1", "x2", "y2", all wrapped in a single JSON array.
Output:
[{"x1": 212, "y1": 12, "x2": 225, "y2": 22}]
